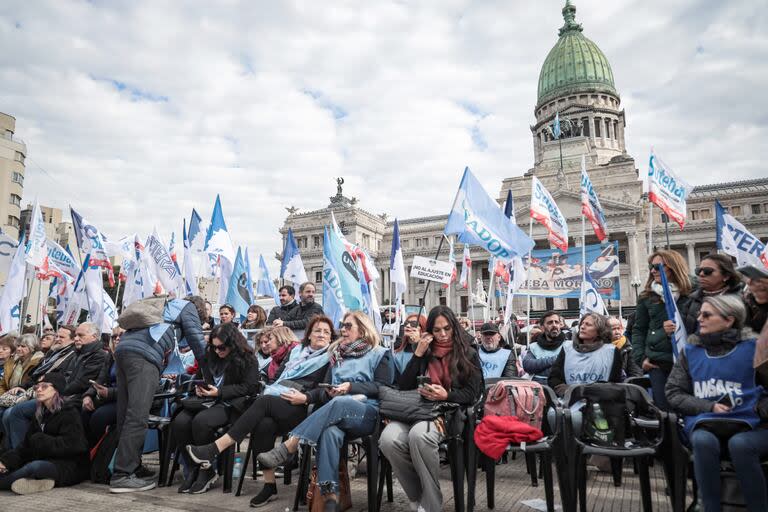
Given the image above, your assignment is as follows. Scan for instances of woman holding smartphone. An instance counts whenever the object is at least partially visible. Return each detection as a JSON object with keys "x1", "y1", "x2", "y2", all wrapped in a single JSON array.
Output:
[
  {"x1": 379, "y1": 306, "x2": 483, "y2": 512},
  {"x1": 392, "y1": 314, "x2": 427, "y2": 377},
  {"x1": 186, "y1": 315, "x2": 335, "y2": 507},
  {"x1": 255, "y1": 311, "x2": 393, "y2": 512},
  {"x1": 666, "y1": 295, "x2": 768, "y2": 511},
  {"x1": 171, "y1": 322, "x2": 260, "y2": 494}
]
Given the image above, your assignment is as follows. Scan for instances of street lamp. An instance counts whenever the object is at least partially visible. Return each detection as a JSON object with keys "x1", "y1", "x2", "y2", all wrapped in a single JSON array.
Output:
[{"x1": 630, "y1": 277, "x2": 643, "y2": 301}]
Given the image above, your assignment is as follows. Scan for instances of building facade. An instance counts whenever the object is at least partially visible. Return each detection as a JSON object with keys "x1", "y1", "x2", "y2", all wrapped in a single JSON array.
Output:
[
  {"x1": 277, "y1": 2, "x2": 768, "y2": 317},
  {"x1": 0, "y1": 112, "x2": 26, "y2": 241}
]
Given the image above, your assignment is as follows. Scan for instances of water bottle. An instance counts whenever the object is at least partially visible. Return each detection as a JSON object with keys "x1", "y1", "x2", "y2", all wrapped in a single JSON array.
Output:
[
  {"x1": 233, "y1": 455, "x2": 243, "y2": 480},
  {"x1": 587, "y1": 404, "x2": 614, "y2": 444}
]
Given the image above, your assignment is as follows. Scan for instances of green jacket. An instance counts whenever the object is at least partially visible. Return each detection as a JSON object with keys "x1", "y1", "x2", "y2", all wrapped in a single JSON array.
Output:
[{"x1": 631, "y1": 292, "x2": 689, "y2": 369}]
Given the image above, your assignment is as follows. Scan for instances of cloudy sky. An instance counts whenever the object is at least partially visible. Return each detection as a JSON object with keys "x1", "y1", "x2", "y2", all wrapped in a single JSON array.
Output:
[{"x1": 1, "y1": 0, "x2": 765, "y2": 274}]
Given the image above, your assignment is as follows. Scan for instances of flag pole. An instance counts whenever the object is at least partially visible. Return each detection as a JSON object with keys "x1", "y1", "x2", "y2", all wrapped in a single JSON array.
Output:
[
  {"x1": 36, "y1": 277, "x2": 44, "y2": 335},
  {"x1": 582, "y1": 213, "x2": 587, "y2": 286},
  {"x1": 467, "y1": 256, "x2": 477, "y2": 336},
  {"x1": 526, "y1": 216, "x2": 534, "y2": 345},
  {"x1": 487, "y1": 257, "x2": 495, "y2": 321},
  {"x1": 648, "y1": 203, "x2": 654, "y2": 255}
]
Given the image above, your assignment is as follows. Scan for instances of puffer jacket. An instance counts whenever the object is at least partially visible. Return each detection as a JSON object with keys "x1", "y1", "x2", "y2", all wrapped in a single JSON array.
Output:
[
  {"x1": 115, "y1": 298, "x2": 208, "y2": 377},
  {"x1": 632, "y1": 291, "x2": 689, "y2": 370},
  {"x1": 666, "y1": 328, "x2": 768, "y2": 418},
  {"x1": 681, "y1": 282, "x2": 743, "y2": 335}
]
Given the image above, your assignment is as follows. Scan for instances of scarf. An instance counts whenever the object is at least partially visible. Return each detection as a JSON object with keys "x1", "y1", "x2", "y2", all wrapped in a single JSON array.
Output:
[
  {"x1": 651, "y1": 281, "x2": 679, "y2": 302},
  {"x1": 612, "y1": 336, "x2": 627, "y2": 350},
  {"x1": 267, "y1": 341, "x2": 297, "y2": 381},
  {"x1": 426, "y1": 339, "x2": 454, "y2": 391},
  {"x1": 535, "y1": 332, "x2": 565, "y2": 351},
  {"x1": 284, "y1": 345, "x2": 319, "y2": 372},
  {"x1": 329, "y1": 339, "x2": 372, "y2": 367},
  {"x1": 697, "y1": 328, "x2": 740, "y2": 348}
]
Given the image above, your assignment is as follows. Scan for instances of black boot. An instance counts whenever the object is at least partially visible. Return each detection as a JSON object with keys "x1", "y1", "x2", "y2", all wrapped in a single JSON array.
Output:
[{"x1": 249, "y1": 482, "x2": 278, "y2": 508}]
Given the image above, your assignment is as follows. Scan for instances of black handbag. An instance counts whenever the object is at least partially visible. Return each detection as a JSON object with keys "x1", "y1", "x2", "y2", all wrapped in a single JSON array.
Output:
[
  {"x1": 378, "y1": 386, "x2": 458, "y2": 424},
  {"x1": 179, "y1": 396, "x2": 216, "y2": 413}
]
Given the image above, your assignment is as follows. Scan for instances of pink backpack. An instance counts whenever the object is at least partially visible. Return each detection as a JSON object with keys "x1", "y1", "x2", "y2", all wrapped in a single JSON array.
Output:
[{"x1": 484, "y1": 380, "x2": 545, "y2": 430}]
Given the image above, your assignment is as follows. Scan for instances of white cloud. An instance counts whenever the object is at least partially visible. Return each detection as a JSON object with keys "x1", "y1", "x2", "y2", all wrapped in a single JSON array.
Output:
[{"x1": 0, "y1": 0, "x2": 765, "y2": 278}]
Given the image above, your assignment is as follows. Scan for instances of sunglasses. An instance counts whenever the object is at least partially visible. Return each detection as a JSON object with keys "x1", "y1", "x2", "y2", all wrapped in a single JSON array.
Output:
[
  {"x1": 695, "y1": 267, "x2": 715, "y2": 277},
  {"x1": 404, "y1": 320, "x2": 420, "y2": 328},
  {"x1": 648, "y1": 263, "x2": 662, "y2": 272},
  {"x1": 33, "y1": 383, "x2": 53, "y2": 391},
  {"x1": 340, "y1": 322, "x2": 355, "y2": 330},
  {"x1": 698, "y1": 311, "x2": 726, "y2": 320},
  {"x1": 212, "y1": 344, "x2": 228, "y2": 352}
]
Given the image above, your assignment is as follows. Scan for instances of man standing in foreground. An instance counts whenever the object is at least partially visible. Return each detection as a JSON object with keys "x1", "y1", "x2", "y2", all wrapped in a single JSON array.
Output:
[{"x1": 109, "y1": 296, "x2": 209, "y2": 493}]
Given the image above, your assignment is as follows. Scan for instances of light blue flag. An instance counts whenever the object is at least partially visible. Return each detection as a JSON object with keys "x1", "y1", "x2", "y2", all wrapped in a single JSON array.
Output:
[
  {"x1": 204, "y1": 195, "x2": 235, "y2": 304},
  {"x1": 322, "y1": 226, "x2": 364, "y2": 327},
  {"x1": 659, "y1": 263, "x2": 688, "y2": 362},
  {"x1": 225, "y1": 247, "x2": 251, "y2": 320},
  {"x1": 244, "y1": 247, "x2": 255, "y2": 305},
  {"x1": 553, "y1": 112, "x2": 561, "y2": 139},
  {"x1": 256, "y1": 254, "x2": 280, "y2": 306},
  {"x1": 188, "y1": 208, "x2": 204, "y2": 253},
  {"x1": 580, "y1": 270, "x2": 608, "y2": 317},
  {"x1": 281, "y1": 228, "x2": 308, "y2": 285},
  {"x1": 445, "y1": 167, "x2": 534, "y2": 260}
]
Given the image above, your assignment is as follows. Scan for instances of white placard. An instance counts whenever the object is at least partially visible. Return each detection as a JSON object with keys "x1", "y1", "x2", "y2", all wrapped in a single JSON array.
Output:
[{"x1": 409, "y1": 256, "x2": 454, "y2": 285}]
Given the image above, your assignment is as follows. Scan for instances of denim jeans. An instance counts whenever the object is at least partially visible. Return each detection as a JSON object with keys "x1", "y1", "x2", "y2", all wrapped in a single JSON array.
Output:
[
  {"x1": 648, "y1": 367, "x2": 670, "y2": 411},
  {"x1": 690, "y1": 428, "x2": 768, "y2": 512},
  {"x1": 290, "y1": 396, "x2": 378, "y2": 495},
  {"x1": 4, "y1": 399, "x2": 37, "y2": 449},
  {"x1": 0, "y1": 460, "x2": 58, "y2": 490}
]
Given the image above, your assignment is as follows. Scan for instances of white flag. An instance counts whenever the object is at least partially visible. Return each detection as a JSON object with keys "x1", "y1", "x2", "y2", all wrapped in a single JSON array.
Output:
[
  {"x1": 0, "y1": 241, "x2": 27, "y2": 334},
  {"x1": 147, "y1": 229, "x2": 184, "y2": 294},
  {"x1": 25, "y1": 199, "x2": 47, "y2": 268}
]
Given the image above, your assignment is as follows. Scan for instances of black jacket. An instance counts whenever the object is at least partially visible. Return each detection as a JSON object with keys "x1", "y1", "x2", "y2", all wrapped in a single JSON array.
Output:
[
  {"x1": 398, "y1": 347, "x2": 484, "y2": 407},
  {"x1": 30, "y1": 345, "x2": 77, "y2": 381},
  {"x1": 61, "y1": 341, "x2": 107, "y2": 398},
  {"x1": 681, "y1": 282, "x2": 744, "y2": 335},
  {"x1": 205, "y1": 352, "x2": 261, "y2": 413},
  {"x1": 83, "y1": 352, "x2": 117, "y2": 404},
  {"x1": 282, "y1": 302, "x2": 325, "y2": 331},
  {"x1": 0, "y1": 402, "x2": 89, "y2": 486},
  {"x1": 267, "y1": 301, "x2": 300, "y2": 325}
]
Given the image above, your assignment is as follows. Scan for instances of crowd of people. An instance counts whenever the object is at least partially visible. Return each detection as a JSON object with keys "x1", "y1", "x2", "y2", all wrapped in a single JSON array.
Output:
[{"x1": 0, "y1": 252, "x2": 766, "y2": 512}]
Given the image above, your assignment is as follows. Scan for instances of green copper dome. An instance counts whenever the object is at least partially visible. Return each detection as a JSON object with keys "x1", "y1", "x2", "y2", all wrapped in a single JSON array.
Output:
[{"x1": 537, "y1": 1, "x2": 617, "y2": 106}]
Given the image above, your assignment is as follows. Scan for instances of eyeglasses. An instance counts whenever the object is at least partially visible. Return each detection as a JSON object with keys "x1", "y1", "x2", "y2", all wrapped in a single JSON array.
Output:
[
  {"x1": 648, "y1": 263, "x2": 662, "y2": 272},
  {"x1": 340, "y1": 322, "x2": 354, "y2": 331},
  {"x1": 695, "y1": 267, "x2": 715, "y2": 277},
  {"x1": 33, "y1": 383, "x2": 52, "y2": 391},
  {"x1": 404, "y1": 320, "x2": 419, "y2": 328},
  {"x1": 212, "y1": 344, "x2": 228, "y2": 352}
]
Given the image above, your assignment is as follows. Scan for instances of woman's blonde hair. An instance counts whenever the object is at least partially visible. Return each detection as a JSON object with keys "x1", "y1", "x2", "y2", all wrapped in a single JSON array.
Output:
[
  {"x1": 327, "y1": 310, "x2": 380, "y2": 355},
  {"x1": 270, "y1": 326, "x2": 299, "y2": 348},
  {"x1": 642, "y1": 249, "x2": 692, "y2": 297}
]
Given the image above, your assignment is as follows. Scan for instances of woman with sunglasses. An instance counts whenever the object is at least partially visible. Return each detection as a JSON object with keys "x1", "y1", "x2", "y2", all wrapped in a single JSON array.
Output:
[
  {"x1": 0, "y1": 373, "x2": 88, "y2": 494},
  {"x1": 681, "y1": 254, "x2": 744, "y2": 334},
  {"x1": 666, "y1": 295, "x2": 768, "y2": 511},
  {"x1": 255, "y1": 311, "x2": 393, "y2": 512},
  {"x1": 171, "y1": 322, "x2": 260, "y2": 494},
  {"x1": 631, "y1": 250, "x2": 692, "y2": 410},
  {"x1": 80, "y1": 327, "x2": 124, "y2": 447},
  {"x1": 392, "y1": 314, "x2": 427, "y2": 377},
  {"x1": 186, "y1": 315, "x2": 335, "y2": 507},
  {"x1": 379, "y1": 306, "x2": 483, "y2": 512}
]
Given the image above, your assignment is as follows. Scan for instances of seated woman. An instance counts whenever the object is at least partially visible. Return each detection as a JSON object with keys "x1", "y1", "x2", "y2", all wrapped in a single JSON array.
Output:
[
  {"x1": 379, "y1": 305, "x2": 483, "y2": 512},
  {"x1": 255, "y1": 311, "x2": 393, "y2": 512},
  {"x1": 170, "y1": 322, "x2": 260, "y2": 494},
  {"x1": 548, "y1": 313, "x2": 622, "y2": 397},
  {"x1": 666, "y1": 295, "x2": 768, "y2": 511},
  {"x1": 262, "y1": 326, "x2": 300, "y2": 383},
  {"x1": 186, "y1": 315, "x2": 335, "y2": 507},
  {"x1": 242, "y1": 305, "x2": 267, "y2": 342},
  {"x1": 254, "y1": 328, "x2": 273, "y2": 372},
  {"x1": 0, "y1": 373, "x2": 88, "y2": 494},
  {"x1": 81, "y1": 327, "x2": 123, "y2": 447},
  {"x1": 0, "y1": 335, "x2": 44, "y2": 436},
  {"x1": 0, "y1": 336, "x2": 15, "y2": 382},
  {"x1": 392, "y1": 314, "x2": 427, "y2": 378}
]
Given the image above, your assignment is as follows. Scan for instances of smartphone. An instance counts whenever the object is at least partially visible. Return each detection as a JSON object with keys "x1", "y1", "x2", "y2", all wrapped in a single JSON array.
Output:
[
  {"x1": 190, "y1": 379, "x2": 211, "y2": 390},
  {"x1": 738, "y1": 265, "x2": 768, "y2": 281},
  {"x1": 317, "y1": 383, "x2": 334, "y2": 389},
  {"x1": 88, "y1": 379, "x2": 98, "y2": 386},
  {"x1": 716, "y1": 393, "x2": 734, "y2": 408},
  {"x1": 416, "y1": 375, "x2": 432, "y2": 388}
]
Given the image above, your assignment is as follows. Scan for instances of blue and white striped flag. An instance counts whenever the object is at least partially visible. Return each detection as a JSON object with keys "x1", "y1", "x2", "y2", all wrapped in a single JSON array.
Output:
[{"x1": 659, "y1": 263, "x2": 688, "y2": 362}]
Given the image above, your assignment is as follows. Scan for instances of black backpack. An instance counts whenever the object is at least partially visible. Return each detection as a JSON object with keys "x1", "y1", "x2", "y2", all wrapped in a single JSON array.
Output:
[
  {"x1": 90, "y1": 426, "x2": 119, "y2": 484},
  {"x1": 581, "y1": 384, "x2": 629, "y2": 446}
]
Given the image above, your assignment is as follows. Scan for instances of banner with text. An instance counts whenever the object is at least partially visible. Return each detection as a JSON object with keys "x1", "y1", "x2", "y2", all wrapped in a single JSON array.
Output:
[
  {"x1": 410, "y1": 256, "x2": 455, "y2": 285},
  {"x1": 518, "y1": 241, "x2": 621, "y2": 299}
]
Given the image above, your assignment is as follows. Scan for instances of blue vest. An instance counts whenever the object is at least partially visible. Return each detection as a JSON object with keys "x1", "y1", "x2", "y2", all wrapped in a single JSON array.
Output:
[
  {"x1": 528, "y1": 341, "x2": 565, "y2": 360},
  {"x1": 331, "y1": 346, "x2": 389, "y2": 406},
  {"x1": 393, "y1": 349, "x2": 414, "y2": 375},
  {"x1": 479, "y1": 347, "x2": 512, "y2": 379},
  {"x1": 563, "y1": 343, "x2": 615, "y2": 385},
  {"x1": 683, "y1": 340, "x2": 763, "y2": 436},
  {"x1": 263, "y1": 346, "x2": 329, "y2": 396}
]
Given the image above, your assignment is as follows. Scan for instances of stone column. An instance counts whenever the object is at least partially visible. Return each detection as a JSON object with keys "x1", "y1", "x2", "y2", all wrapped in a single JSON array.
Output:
[
  {"x1": 686, "y1": 243, "x2": 696, "y2": 271},
  {"x1": 628, "y1": 232, "x2": 640, "y2": 280}
]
